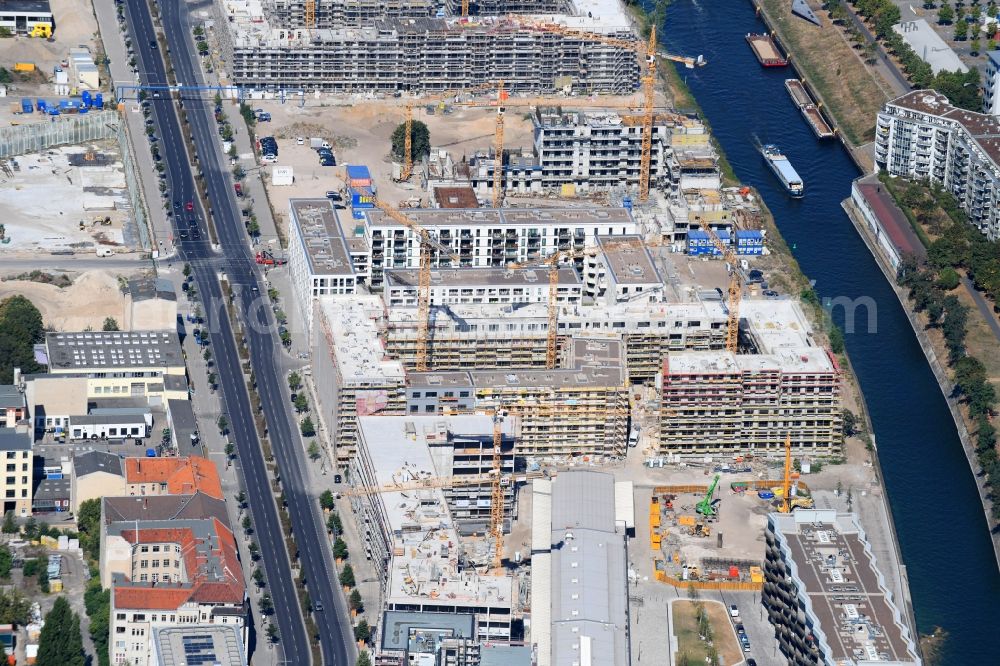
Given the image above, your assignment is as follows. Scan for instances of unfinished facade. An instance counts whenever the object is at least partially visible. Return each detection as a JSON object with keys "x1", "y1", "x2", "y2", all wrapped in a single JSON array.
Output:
[
  {"x1": 383, "y1": 266, "x2": 583, "y2": 308},
  {"x1": 311, "y1": 296, "x2": 406, "y2": 463},
  {"x1": 351, "y1": 415, "x2": 515, "y2": 641},
  {"x1": 217, "y1": 0, "x2": 639, "y2": 94},
  {"x1": 532, "y1": 108, "x2": 672, "y2": 192}
]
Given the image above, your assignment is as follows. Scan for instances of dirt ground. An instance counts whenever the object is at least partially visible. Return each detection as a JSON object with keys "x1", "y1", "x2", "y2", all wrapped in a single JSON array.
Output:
[
  {"x1": 0, "y1": 270, "x2": 125, "y2": 330},
  {"x1": 672, "y1": 599, "x2": 743, "y2": 666},
  {"x1": 0, "y1": 144, "x2": 132, "y2": 252},
  {"x1": 0, "y1": 0, "x2": 102, "y2": 125},
  {"x1": 760, "y1": 0, "x2": 889, "y2": 146},
  {"x1": 250, "y1": 93, "x2": 650, "y2": 233}
]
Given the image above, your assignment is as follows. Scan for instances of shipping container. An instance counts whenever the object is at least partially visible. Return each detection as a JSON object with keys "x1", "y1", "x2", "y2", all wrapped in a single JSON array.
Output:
[
  {"x1": 13, "y1": 63, "x2": 35, "y2": 72},
  {"x1": 20, "y1": 98, "x2": 32, "y2": 114},
  {"x1": 734, "y1": 229, "x2": 764, "y2": 256},
  {"x1": 94, "y1": 93, "x2": 104, "y2": 109},
  {"x1": 81, "y1": 90, "x2": 92, "y2": 107},
  {"x1": 346, "y1": 164, "x2": 373, "y2": 188},
  {"x1": 36, "y1": 99, "x2": 47, "y2": 112},
  {"x1": 350, "y1": 185, "x2": 375, "y2": 209}
]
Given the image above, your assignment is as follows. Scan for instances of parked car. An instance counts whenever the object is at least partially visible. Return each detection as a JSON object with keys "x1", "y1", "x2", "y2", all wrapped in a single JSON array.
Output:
[{"x1": 730, "y1": 604, "x2": 739, "y2": 618}]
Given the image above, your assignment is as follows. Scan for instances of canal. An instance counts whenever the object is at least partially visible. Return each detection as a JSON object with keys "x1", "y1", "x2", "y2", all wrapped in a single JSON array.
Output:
[{"x1": 660, "y1": 1, "x2": 1000, "y2": 662}]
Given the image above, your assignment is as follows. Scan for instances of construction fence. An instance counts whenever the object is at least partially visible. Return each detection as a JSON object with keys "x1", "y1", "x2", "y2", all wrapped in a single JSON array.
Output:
[{"x1": 0, "y1": 111, "x2": 151, "y2": 250}]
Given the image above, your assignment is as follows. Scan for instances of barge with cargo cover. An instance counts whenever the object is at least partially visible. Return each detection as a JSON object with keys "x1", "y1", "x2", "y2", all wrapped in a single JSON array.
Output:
[{"x1": 761, "y1": 144, "x2": 803, "y2": 197}]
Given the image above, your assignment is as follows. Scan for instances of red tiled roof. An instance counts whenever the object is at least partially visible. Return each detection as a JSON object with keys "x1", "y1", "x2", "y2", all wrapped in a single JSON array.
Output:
[
  {"x1": 114, "y1": 587, "x2": 192, "y2": 610},
  {"x1": 124, "y1": 456, "x2": 223, "y2": 500}
]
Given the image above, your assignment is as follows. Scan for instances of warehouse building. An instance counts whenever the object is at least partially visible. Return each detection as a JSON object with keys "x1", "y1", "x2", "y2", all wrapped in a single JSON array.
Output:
[
  {"x1": 216, "y1": 0, "x2": 639, "y2": 94},
  {"x1": 875, "y1": 90, "x2": 1000, "y2": 239},
  {"x1": 531, "y1": 471, "x2": 631, "y2": 666},
  {"x1": 0, "y1": 0, "x2": 53, "y2": 36},
  {"x1": 763, "y1": 511, "x2": 921, "y2": 666}
]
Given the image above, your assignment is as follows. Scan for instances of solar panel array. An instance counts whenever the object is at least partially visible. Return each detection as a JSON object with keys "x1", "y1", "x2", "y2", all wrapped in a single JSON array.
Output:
[{"x1": 181, "y1": 634, "x2": 218, "y2": 665}]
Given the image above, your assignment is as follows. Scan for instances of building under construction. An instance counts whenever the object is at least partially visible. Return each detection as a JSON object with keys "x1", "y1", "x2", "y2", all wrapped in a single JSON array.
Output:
[
  {"x1": 216, "y1": 0, "x2": 640, "y2": 93},
  {"x1": 407, "y1": 338, "x2": 630, "y2": 458}
]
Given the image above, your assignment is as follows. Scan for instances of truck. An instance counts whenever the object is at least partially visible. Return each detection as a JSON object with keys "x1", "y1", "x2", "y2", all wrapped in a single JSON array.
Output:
[
  {"x1": 96, "y1": 247, "x2": 115, "y2": 257},
  {"x1": 255, "y1": 249, "x2": 287, "y2": 266},
  {"x1": 309, "y1": 137, "x2": 331, "y2": 150}
]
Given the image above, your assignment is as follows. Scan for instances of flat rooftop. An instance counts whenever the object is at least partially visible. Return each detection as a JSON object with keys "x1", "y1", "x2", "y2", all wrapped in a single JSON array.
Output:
[
  {"x1": 379, "y1": 610, "x2": 475, "y2": 653},
  {"x1": 887, "y1": 89, "x2": 1000, "y2": 166},
  {"x1": 770, "y1": 511, "x2": 920, "y2": 665},
  {"x1": 740, "y1": 298, "x2": 818, "y2": 353},
  {"x1": 365, "y1": 206, "x2": 635, "y2": 229},
  {"x1": 316, "y1": 295, "x2": 405, "y2": 385},
  {"x1": 45, "y1": 331, "x2": 184, "y2": 371},
  {"x1": 664, "y1": 347, "x2": 835, "y2": 376},
  {"x1": 470, "y1": 364, "x2": 625, "y2": 390},
  {"x1": 152, "y1": 625, "x2": 247, "y2": 666},
  {"x1": 598, "y1": 235, "x2": 661, "y2": 286},
  {"x1": 289, "y1": 199, "x2": 356, "y2": 276},
  {"x1": 893, "y1": 19, "x2": 967, "y2": 74},
  {"x1": 385, "y1": 266, "x2": 581, "y2": 289},
  {"x1": 356, "y1": 415, "x2": 514, "y2": 609}
]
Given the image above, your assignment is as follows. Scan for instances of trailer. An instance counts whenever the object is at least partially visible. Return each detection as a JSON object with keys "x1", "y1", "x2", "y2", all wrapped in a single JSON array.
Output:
[{"x1": 255, "y1": 249, "x2": 287, "y2": 266}]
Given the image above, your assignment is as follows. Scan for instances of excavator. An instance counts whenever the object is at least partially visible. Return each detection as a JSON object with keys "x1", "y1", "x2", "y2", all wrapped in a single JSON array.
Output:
[{"x1": 695, "y1": 473, "x2": 721, "y2": 517}]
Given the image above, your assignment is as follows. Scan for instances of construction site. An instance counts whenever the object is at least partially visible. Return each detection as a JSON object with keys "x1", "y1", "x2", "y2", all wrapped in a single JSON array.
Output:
[{"x1": 202, "y1": 0, "x2": 924, "y2": 663}]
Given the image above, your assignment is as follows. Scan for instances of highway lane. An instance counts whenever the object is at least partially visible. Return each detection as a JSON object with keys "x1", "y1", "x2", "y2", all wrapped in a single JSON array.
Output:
[
  {"x1": 120, "y1": 0, "x2": 312, "y2": 663},
  {"x1": 149, "y1": 0, "x2": 355, "y2": 663}
]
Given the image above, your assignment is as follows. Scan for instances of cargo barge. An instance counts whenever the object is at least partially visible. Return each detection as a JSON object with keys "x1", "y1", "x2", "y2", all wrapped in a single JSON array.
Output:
[
  {"x1": 784, "y1": 79, "x2": 835, "y2": 139},
  {"x1": 761, "y1": 144, "x2": 803, "y2": 197},
  {"x1": 746, "y1": 33, "x2": 788, "y2": 66}
]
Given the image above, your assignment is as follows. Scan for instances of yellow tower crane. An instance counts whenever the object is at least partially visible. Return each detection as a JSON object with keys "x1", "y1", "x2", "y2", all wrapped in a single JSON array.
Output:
[
  {"x1": 462, "y1": 0, "x2": 469, "y2": 17},
  {"x1": 511, "y1": 20, "x2": 704, "y2": 202},
  {"x1": 398, "y1": 82, "x2": 498, "y2": 182},
  {"x1": 304, "y1": 0, "x2": 315, "y2": 28},
  {"x1": 492, "y1": 81, "x2": 508, "y2": 208},
  {"x1": 371, "y1": 197, "x2": 460, "y2": 371},
  {"x1": 697, "y1": 218, "x2": 741, "y2": 353}
]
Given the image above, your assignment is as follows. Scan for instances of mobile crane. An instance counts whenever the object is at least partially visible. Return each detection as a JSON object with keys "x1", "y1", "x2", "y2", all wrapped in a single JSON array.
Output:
[{"x1": 696, "y1": 473, "x2": 721, "y2": 517}]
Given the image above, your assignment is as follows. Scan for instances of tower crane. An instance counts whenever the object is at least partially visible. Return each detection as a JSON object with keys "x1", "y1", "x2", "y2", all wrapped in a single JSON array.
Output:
[
  {"x1": 304, "y1": 0, "x2": 315, "y2": 28},
  {"x1": 398, "y1": 82, "x2": 497, "y2": 182},
  {"x1": 697, "y1": 218, "x2": 741, "y2": 353},
  {"x1": 780, "y1": 434, "x2": 793, "y2": 514},
  {"x1": 372, "y1": 197, "x2": 460, "y2": 371},
  {"x1": 461, "y1": 0, "x2": 469, "y2": 17},
  {"x1": 511, "y1": 20, "x2": 704, "y2": 202},
  {"x1": 492, "y1": 81, "x2": 508, "y2": 208}
]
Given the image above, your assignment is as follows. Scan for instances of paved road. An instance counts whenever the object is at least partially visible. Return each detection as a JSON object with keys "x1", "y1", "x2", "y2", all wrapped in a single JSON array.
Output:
[
  {"x1": 130, "y1": 0, "x2": 355, "y2": 663},
  {"x1": 962, "y1": 276, "x2": 1000, "y2": 344},
  {"x1": 120, "y1": 1, "x2": 314, "y2": 664},
  {"x1": 0, "y1": 256, "x2": 150, "y2": 272},
  {"x1": 841, "y1": 7, "x2": 911, "y2": 96}
]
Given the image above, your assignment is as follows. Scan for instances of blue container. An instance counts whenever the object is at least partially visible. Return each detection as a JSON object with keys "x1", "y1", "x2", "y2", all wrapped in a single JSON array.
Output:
[
  {"x1": 36, "y1": 99, "x2": 47, "y2": 112},
  {"x1": 146, "y1": 448, "x2": 157, "y2": 458},
  {"x1": 81, "y1": 90, "x2": 92, "y2": 107},
  {"x1": 346, "y1": 165, "x2": 372, "y2": 183},
  {"x1": 78, "y1": 106, "x2": 88, "y2": 114},
  {"x1": 622, "y1": 196, "x2": 633, "y2": 211},
  {"x1": 350, "y1": 185, "x2": 374, "y2": 209},
  {"x1": 47, "y1": 108, "x2": 60, "y2": 116},
  {"x1": 94, "y1": 93, "x2": 104, "y2": 109},
  {"x1": 20, "y1": 98, "x2": 33, "y2": 114}
]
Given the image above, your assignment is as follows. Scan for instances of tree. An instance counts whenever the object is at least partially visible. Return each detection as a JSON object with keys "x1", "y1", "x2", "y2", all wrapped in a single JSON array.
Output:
[
  {"x1": 248, "y1": 541, "x2": 260, "y2": 561},
  {"x1": 259, "y1": 593, "x2": 274, "y2": 615},
  {"x1": 0, "y1": 295, "x2": 45, "y2": 383},
  {"x1": 208, "y1": 372, "x2": 217, "y2": 388},
  {"x1": 36, "y1": 597, "x2": 85, "y2": 666},
  {"x1": 390, "y1": 120, "x2": 430, "y2": 161},
  {"x1": 328, "y1": 512, "x2": 343, "y2": 536},
  {"x1": 320, "y1": 490, "x2": 336, "y2": 511},
  {"x1": 348, "y1": 588, "x2": 364, "y2": 613},
  {"x1": 235, "y1": 491, "x2": 247, "y2": 508},
  {"x1": 266, "y1": 623, "x2": 279, "y2": 642},
  {"x1": 340, "y1": 563, "x2": 356, "y2": 588},
  {"x1": 956, "y1": 19, "x2": 969, "y2": 39},
  {"x1": 300, "y1": 417, "x2": 316, "y2": 437},
  {"x1": 333, "y1": 538, "x2": 349, "y2": 560},
  {"x1": 225, "y1": 442, "x2": 236, "y2": 459},
  {"x1": 84, "y1": 576, "x2": 110, "y2": 666},
  {"x1": 939, "y1": 2, "x2": 955, "y2": 23},
  {"x1": 253, "y1": 567, "x2": 265, "y2": 588},
  {"x1": 990, "y1": 3, "x2": 999, "y2": 18},
  {"x1": 354, "y1": 618, "x2": 371, "y2": 643},
  {"x1": 937, "y1": 266, "x2": 961, "y2": 290},
  {"x1": 294, "y1": 393, "x2": 310, "y2": 413},
  {"x1": 0, "y1": 590, "x2": 31, "y2": 624},
  {"x1": 308, "y1": 441, "x2": 321, "y2": 461},
  {"x1": 242, "y1": 515, "x2": 253, "y2": 534},
  {"x1": 842, "y1": 409, "x2": 859, "y2": 437},
  {"x1": 288, "y1": 371, "x2": 302, "y2": 391},
  {"x1": 972, "y1": 37, "x2": 982, "y2": 54},
  {"x1": 217, "y1": 415, "x2": 229, "y2": 435},
  {"x1": 356, "y1": 652, "x2": 372, "y2": 666},
  {"x1": 23, "y1": 516, "x2": 38, "y2": 540},
  {"x1": 101, "y1": 317, "x2": 119, "y2": 331},
  {"x1": 77, "y1": 498, "x2": 102, "y2": 561},
  {"x1": 0, "y1": 512, "x2": 15, "y2": 534},
  {"x1": 183, "y1": 263, "x2": 192, "y2": 277},
  {"x1": 0, "y1": 546, "x2": 11, "y2": 579}
]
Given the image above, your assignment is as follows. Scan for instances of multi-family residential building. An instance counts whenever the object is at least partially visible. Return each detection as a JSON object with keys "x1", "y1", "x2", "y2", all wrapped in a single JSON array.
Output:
[
  {"x1": 311, "y1": 296, "x2": 406, "y2": 463},
  {"x1": 215, "y1": 0, "x2": 639, "y2": 94},
  {"x1": 123, "y1": 456, "x2": 224, "y2": 499},
  {"x1": 876, "y1": 90, "x2": 1000, "y2": 239},
  {"x1": 0, "y1": 427, "x2": 32, "y2": 517},
  {"x1": 351, "y1": 415, "x2": 515, "y2": 641},
  {"x1": 764, "y1": 511, "x2": 921, "y2": 666},
  {"x1": 287, "y1": 199, "x2": 360, "y2": 334},
  {"x1": 0, "y1": 386, "x2": 25, "y2": 428},
  {"x1": 101, "y1": 492, "x2": 246, "y2": 666},
  {"x1": 985, "y1": 51, "x2": 1000, "y2": 115},
  {"x1": 583, "y1": 235, "x2": 663, "y2": 304},
  {"x1": 383, "y1": 266, "x2": 583, "y2": 309},
  {"x1": 531, "y1": 108, "x2": 672, "y2": 192}
]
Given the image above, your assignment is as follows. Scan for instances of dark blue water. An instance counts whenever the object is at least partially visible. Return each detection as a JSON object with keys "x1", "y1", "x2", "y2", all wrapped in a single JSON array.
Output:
[{"x1": 661, "y1": 1, "x2": 1000, "y2": 662}]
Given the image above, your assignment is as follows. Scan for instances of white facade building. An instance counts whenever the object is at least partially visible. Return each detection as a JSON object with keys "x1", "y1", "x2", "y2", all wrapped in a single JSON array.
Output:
[
  {"x1": 985, "y1": 50, "x2": 1000, "y2": 115},
  {"x1": 876, "y1": 90, "x2": 1000, "y2": 239}
]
